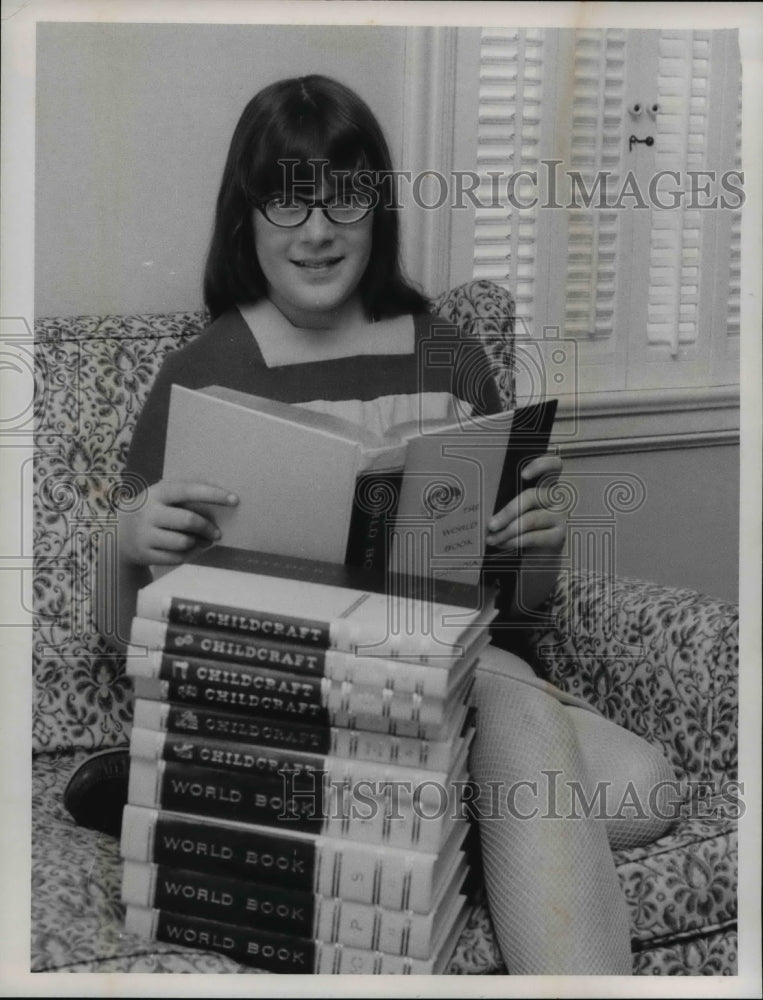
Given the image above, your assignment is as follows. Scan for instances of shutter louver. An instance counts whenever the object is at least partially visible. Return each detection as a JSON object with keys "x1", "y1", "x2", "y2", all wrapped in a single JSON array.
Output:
[
  {"x1": 474, "y1": 28, "x2": 545, "y2": 331},
  {"x1": 564, "y1": 30, "x2": 627, "y2": 346},
  {"x1": 645, "y1": 32, "x2": 711, "y2": 360},
  {"x1": 726, "y1": 80, "x2": 742, "y2": 343}
]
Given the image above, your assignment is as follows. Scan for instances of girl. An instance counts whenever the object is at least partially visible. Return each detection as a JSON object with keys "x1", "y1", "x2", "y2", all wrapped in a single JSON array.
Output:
[{"x1": 97, "y1": 75, "x2": 676, "y2": 975}]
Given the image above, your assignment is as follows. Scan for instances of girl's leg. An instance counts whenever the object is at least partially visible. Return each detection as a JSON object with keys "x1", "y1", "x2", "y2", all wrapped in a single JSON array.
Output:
[
  {"x1": 565, "y1": 706, "x2": 679, "y2": 850},
  {"x1": 470, "y1": 645, "x2": 634, "y2": 974}
]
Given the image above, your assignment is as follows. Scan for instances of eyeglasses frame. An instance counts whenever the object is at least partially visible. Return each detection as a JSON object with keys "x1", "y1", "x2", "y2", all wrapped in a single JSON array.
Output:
[{"x1": 254, "y1": 194, "x2": 374, "y2": 229}]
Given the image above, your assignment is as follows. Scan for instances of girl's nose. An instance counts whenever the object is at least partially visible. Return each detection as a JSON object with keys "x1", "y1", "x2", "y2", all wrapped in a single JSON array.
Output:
[{"x1": 299, "y1": 206, "x2": 335, "y2": 243}]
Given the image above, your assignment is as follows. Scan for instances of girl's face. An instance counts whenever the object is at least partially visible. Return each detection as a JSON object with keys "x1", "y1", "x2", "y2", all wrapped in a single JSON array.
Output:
[{"x1": 252, "y1": 183, "x2": 373, "y2": 329}]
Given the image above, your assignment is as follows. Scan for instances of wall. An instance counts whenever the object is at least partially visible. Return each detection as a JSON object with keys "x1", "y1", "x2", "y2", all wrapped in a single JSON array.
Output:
[
  {"x1": 35, "y1": 23, "x2": 409, "y2": 317},
  {"x1": 557, "y1": 444, "x2": 739, "y2": 604}
]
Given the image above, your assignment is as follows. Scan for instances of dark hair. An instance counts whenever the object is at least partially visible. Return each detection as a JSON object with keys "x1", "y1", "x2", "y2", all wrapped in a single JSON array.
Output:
[{"x1": 203, "y1": 74, "x2": 428, "y2": 321}]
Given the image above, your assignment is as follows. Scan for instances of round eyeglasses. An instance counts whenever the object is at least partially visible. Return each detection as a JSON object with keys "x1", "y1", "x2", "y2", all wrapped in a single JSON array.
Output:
[{"x1": 256, "y1": 195, "x2": 373, "y2": 229}]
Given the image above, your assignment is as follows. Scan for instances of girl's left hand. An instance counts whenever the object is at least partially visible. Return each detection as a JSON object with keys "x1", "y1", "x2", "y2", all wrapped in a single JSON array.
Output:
[{"x1": 486, "y1": 452, "x2": 566, "y2": 555}]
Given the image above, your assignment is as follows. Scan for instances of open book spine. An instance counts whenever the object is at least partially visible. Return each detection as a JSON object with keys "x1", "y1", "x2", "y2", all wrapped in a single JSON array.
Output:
[
  {"x1": 133, "y1": 698, "x2": 472, "y2": 772},
  {"x1": 123, "y1": 904, "x2": 467, "y2": 974},
  {"x1": 345, "y1": 469, "x2": 404, "y2": 573},
  {"x1": 128, "y1": 617, "x2": 466, "y2": 698},
  {"x1": 127, "y1": 757, "x2": 465, "y2": 853},
  {"x1": 121, "y1": 804, "x2": 464, "y2": 912},
  {"x1": 121, "y1": 859, "x2": 466, "y2": 959},
  {"x1": 129, "y1": 727, "x2": 472, "y2": 802}
]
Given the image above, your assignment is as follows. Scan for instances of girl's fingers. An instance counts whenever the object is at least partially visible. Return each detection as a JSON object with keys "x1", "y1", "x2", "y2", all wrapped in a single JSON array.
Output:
[
  {"x1": 150, "y1": 527, "x2": 207, "y2": 553},
  {"x1": 495, "y1": 525, "x2": 566, "y2": 554},
  {"x1": 521, "y1": 453, "x2": 562, "y2": 484},
  {"x1": 154, "y1": 504, "x2": 222, "y2": 541},
  {"x1": 488, "y1": 481, "x2": 554, "y2": 533},
  {"x1": 155, "y1": 480, "x2": 239, "y2": 508},
  {"x1": 487, "y1": 507, "x2": 563, "y2": 548},
  {"x1": 144, "y1": 549, "x2": 187, "y2": 567}
]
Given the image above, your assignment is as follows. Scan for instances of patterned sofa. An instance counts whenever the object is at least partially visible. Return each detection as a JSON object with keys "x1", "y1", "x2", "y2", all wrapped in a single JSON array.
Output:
[{"x1": 32, "y1": 280, "x2": 738, "y2": 975}]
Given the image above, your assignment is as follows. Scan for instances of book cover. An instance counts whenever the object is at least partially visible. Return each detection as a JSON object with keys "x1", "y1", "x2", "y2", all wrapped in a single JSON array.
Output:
[
  {"x1": 163, "y1": 384, "x2": 406, "y2": 566},
  {"x1": 120, "y1": 804, "x2": 468, "y2": 912}
]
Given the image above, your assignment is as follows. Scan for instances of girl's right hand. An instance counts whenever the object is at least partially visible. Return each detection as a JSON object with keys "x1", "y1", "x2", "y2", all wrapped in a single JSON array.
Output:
[{"x1": 118, "y1": 479, "x2": 239, "y2": 566}]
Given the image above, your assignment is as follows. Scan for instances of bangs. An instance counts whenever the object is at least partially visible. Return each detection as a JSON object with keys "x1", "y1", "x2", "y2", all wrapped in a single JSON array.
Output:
[{"x1": 244, "y1": 109, "x2": 377, "y2": 200}]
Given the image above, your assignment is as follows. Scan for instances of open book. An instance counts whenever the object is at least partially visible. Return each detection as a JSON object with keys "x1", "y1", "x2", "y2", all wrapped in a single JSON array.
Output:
[{"x1": 163, "y1": 385, "x2": 557, "y2": 586}]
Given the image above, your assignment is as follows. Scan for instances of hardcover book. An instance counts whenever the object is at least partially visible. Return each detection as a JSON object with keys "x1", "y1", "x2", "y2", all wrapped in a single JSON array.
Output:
[
  {"x1": 131, "y1": 673, "x2": 474, "y2": 742},
  {"x1": 128, "y1": 725, "x2": 474, "y2": 811},
  {"x1": 126, "y1": 756, "x2": 468, "y2": 853},
  {"x1": 137, "y1": 546, "x2": 499, "y2": 665},
  {"x1": 124, "y1": 901, "x2": 469, "y2": 973},
  {"x1": 127, "y1": 616, "x2": 489, "y2": 698},
  {"x1": 163, "y1": 384, "x2": 556, "y2": 585},
  {"x1": 125, "y1": 629, "x2": 480, "y2": 727},
  {"x1": 120, "y1": 804, "x2": 469, "y2": 912},
  {"x1": 132, "y1": 697, "x2": 474, "y2": 771},
  {"x1": 121, "y1": 856, "x2": 468, "y2": 959}
]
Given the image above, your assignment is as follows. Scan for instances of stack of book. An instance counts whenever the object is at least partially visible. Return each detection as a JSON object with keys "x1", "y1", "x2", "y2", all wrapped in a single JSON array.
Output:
[{"x1": 119, "y1": 546, "x2": 498, "y2": 974}]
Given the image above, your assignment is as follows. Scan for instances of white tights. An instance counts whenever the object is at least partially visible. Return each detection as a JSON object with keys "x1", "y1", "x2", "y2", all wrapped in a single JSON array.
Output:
[{"x1": 469, "y1": 644, "x2": 678, "y2": 975}]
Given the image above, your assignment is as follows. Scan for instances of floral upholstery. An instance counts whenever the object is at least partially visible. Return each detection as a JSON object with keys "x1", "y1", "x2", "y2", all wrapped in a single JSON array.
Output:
[{"x1": 32, "y1": 280, "x2": 738, "y2": 975}]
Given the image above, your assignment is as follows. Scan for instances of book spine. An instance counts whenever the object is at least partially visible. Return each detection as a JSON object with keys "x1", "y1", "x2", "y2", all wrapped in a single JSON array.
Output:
[
  {"x1": 128, "y1": 758, "x2": 454, "y2": 852},
  {"x1": 124, "y1": 905, "x2": 437, "y2": 973},
  {"x1": 122, "y1": 860, "x2": 437, "y2": 958},
  {"x1": 133, "y1": 698, "x2": 459, "y2": 770},
  {"x1": 131, "y1": 623, "x2": 455, "y2": 698},
  {"x1": 482, "y1": 398, "x2": 559, "y2": 607},
  {"x1": 136, "y1": 591, "x2": 331, "y2": 648},
  {"x1": 129, "y1": 728, "x2": 450, "y2": 796},
  {"x1": 120, "y1": 804, "x2": 439, "y2": 911},
  {"x1": 133, "y1": 677, "x2": 461, "y2": 741},
  {"x1": 130, "y1": 618, "x2": 327, "y2": 677},
  {"x1": 344, "y1": 469, "x2": 403, "y2": 573},
  {"x1": 125, "y1": 903, "x2": 316, "y2": 972},
  {"x1": 126, "y1": 648, "x2": 451, "y2": 725}
]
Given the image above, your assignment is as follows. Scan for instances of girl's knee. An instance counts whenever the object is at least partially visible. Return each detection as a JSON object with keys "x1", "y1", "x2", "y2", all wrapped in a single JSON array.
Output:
[
  {"x1": 471, "y1": 673, "x2": 585, "y2": 782},
  {"x1": 576, "y1": 720, "x2": 679, "y2": 849}
]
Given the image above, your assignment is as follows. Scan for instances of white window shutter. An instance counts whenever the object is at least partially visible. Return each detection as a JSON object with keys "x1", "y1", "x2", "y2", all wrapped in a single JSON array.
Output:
[{"x1": 469, "y1": 27, "x2": 741, "y2": 398}]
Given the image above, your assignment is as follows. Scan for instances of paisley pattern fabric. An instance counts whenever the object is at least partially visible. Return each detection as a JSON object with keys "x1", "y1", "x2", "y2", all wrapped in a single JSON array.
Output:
[
  {"x1": 520, "y1": 572, "x2": 739, "y2": 784},
  {"x1": 31, "y1": 281, "x2": 738, "y2": 975}
]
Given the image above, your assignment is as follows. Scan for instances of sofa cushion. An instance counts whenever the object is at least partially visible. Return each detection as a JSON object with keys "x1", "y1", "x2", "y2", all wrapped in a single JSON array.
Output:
[{"x1": 34, "y1": 315, "x2": 206, "y2": 753}]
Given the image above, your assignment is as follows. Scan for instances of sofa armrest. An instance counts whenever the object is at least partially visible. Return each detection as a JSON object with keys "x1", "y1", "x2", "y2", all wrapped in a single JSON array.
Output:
[{"x1": 515, "y1": 571, "x2": 738, "y2": 784}]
